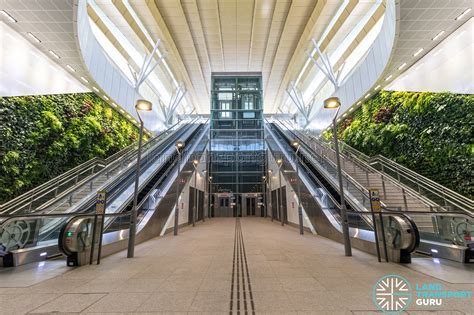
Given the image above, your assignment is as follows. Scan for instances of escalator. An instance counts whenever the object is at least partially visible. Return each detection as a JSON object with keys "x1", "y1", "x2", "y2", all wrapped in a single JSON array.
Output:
[
  {"x1": 0, "y1": 119, "x2": 209, "y2": 266},
  {"x1": 267, "y1": 118, "x2": 474, "y2": 263},
  {"x1": 265, "y1": 120, "x2": 419, "y2": 262}
]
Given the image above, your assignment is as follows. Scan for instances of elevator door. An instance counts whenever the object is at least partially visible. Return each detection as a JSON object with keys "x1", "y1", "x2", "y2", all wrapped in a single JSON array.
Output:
[{"x1": 245, "y1": 197, "x2": 257, "y2": 216}]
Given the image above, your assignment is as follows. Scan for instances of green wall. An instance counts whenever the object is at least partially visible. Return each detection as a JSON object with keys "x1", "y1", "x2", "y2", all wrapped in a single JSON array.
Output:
[
  {"x1": 333, "y1": 91, "x2": 473, "y2": 198},
  {"x1": 0, "y1": 93, "x2": 140, "y2": 203}
]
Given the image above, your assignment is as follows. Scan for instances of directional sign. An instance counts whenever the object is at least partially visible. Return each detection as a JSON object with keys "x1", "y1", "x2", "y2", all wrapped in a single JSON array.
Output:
[
  {"x1": 95, "y1": 191, "x2": 107, "y2": 215},
  {"x1": 369, "y1": 189, "x2": 381, "y2": 212}
]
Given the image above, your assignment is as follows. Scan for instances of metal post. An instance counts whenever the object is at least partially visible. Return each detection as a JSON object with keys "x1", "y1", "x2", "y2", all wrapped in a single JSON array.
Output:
[
  {"x1": 193, "y1": 167, "x2": 197, "y2": 227},
  {"x1": 333, "y1": 112, "x2": 352, "y2": 256},
  {"x1": 174, "y1": 151, "x2": 181, "y2": 235},
  {"x1": 278, "y1": 166, "x2": 283, "y2": 226},
  {"x1": 295, "y1": 148, "x2": 303, "y2": 234},
  {"x1": 127, "y1": 117, "x2": 144, "y2": 258},
  {"x1": 269, "y1": 172, "x2": 273, "y2": 221}
]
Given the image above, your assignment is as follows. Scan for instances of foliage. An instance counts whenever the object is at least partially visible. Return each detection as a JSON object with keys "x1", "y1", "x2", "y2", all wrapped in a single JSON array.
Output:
[
  {"x1": 0, "y1": 93, "x2": 140, "y2": 202},
  {"x1": 332, "y1": 91, "x2": 474, "y2": 198}
]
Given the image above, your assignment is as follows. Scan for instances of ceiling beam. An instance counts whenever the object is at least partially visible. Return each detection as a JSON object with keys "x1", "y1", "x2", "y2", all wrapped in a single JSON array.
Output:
[
  {"x1": 215, "y1": 0, "x2": 226, "y2": 71},
  {"x1": 248, "y1": 0, "x2": 257, "y2": 70}
]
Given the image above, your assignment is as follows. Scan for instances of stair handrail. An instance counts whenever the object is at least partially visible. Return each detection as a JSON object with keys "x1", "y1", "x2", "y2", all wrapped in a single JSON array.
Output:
[{"x1": 303, "y1": 128, "x2": 473, "y2": 214}]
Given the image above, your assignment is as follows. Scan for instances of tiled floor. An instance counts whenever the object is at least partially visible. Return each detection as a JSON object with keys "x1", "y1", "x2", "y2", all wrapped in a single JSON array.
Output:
[{"x1": 0, "y1": 217, "x2": 472, "y2": 314}]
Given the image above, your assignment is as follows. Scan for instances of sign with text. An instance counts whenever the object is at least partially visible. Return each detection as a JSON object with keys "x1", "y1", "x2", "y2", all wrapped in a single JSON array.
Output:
[
  {"x1": 95, "y1": 191, "x2": 106, "y2": 215},
  {"x1": 369, "y1": 189, "x2": 381, "y2": 212}
]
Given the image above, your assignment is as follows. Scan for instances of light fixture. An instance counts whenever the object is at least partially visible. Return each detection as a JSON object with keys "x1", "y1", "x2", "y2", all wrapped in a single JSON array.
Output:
[
  {"x1": 262, "y1": 176, "x2": 266, "y2": 179},
  {"x1": 432, "y1": 30, "x2": 445, "y2": 41},
  {"x1": 455, "y1": 8, "x2": 471, "y2": 20},
  {"x1": 111, "y1": 102, "x2": 117, "y2": 107},
  {"x1": 80, "y1": 77, "x2": 89, "y2": 83},
  {"x1": 364, "y1": 93, "x2": 371, "y2": 99},
  {"x1": 92, "y1": 86, "x2": 99, "y2": 92},
  {"x1": 66, "y1": 64, "x2": 76, "y2": 72},
  {"x1": 119, "y1": 109, "x2": 125, "y2": 114},
  {"x1": 27, "y1": 32, "x2": 41, "y2": 43},
  {"x1": 357, "y1": 101, "x2": 362, "y2": 105},
  {"x1": 398, "y1": 63, "x2": 407, "y2": 70},
  {"x1": 385, "y1": 75, "x2": 393, "y2": 81},
  {"x1": 0, "y1": 10, "x2": 17, "y2": 23},
  {"x1": 135, "y1": 99, "x2": 152, "y2": 111},
  {"x1": 374, "y1": 85, "x2": 381, "y2": 90},
  {"x1": 291, "y1": 140, "x2": 300, "y2": 148},
  {"x1": 323, "y1": 96, "x2": 341, "y2": 109},
  {"x1": 276, "y1": 158, "x2": 283, "y2": 165},
  {"x1": 48, "y1": 50, "x2": 60, "y2": 59},
  {"x1": 349, "y1": 107, "x2": 354, "y2": 112},
  {"x1": 175, "y1": 140, "x2": 185, "y2": 149},
  {"x1": 413, "y1": 48, "x2": 424, "y2": 57},
  {"x1": 103, "y1": 95, "x2": 109, "y2": 101},
  {"x1": 193, "y1": 159, "x2": 199, "y2": 166}
]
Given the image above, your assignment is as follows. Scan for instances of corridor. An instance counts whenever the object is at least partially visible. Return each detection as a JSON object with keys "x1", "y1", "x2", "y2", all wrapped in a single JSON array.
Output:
[{"x1": 2, "y1": 218, "x2": 472, "y2": 314}]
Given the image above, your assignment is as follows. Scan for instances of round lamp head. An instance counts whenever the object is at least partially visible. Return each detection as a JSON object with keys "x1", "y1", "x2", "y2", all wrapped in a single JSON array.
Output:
[
  {"x1": 323, "y1": 97, "x2": 341, "y2": 109},
  {"x1": 262, "y1": 176, "x2": 266, "y2": 180},
  {"x1": 209, "y1": 176, "x2": 212, "y2": 180},
  {"x1": 276, "y1": 158, "x2": 283, "y2": 165},
  {"x1": 291, "y1": 140, "x2": 300, "y2": 148},
  {"x1": 135, "y1": 99, "x2": 153, "y2": 111},
  {"x1": 193, "y1": 159, "x2": 199, "y2": 166},
  {"x1": 175, "y1": 140, "x2": 185, "y2": 149}
]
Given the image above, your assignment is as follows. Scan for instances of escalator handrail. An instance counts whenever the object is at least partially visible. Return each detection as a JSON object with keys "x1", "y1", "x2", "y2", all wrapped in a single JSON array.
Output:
[
  {"x1": 275, "y1": 119, "x2": 444, "y2": 212},
  {"x1": 301, "y1": 126, "x2": 473, "y2": 213},
  {"x1": 0, "y1": 119, "x2": 192, "y2": 215},
  {"x1": 49, "y1": 120, "x2": 202, "y2": 216},
  {"x1": 267, "y1": 120, "x2": 374, "y2": 212}
]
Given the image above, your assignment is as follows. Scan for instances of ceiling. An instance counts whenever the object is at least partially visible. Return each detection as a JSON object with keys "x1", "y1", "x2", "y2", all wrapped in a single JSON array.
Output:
[{"x1": 0, "y1": 0, "x2": 472, "y2": 118}]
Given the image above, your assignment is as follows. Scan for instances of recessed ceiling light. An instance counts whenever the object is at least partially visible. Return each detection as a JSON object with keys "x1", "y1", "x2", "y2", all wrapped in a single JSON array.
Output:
[
  {"x1": 48, "y1": 50, "x2": 60, "y2": 59},
  {"x1": 385, "y1": 75, "x2": 393, "y2": 81},
  {"x1": 80, "y1": 76, "x2": 89, "y2": 83},
  {"x1": 27, "y1": 32, "x2": 41, "y2": 43},
  {"x1": 66, "y1": 64, "x2": 76, "y2": 72},
  {"x1": 398, "y1": 63, "x2": 407, "y2": 70},
  {"x1": 432, "y1": 30, "x2": 445, "y2": 41},
  {"x1": 112, "y1": 102, "x2": 118, "y2": 107},
  {"x1": 413, "y1": 48, "x2": 424, "y2": 56},
  {"x1": 349, "y1": 107, "x2": 354, "y2": 112},
  {"x1": 119, "y1": 109, "x2": 125, "y2": 114},
  {"x1": 92, "y1": 86, "x2": 99, "y2": 92},
  {"x1": 357, "y1": 101, "x2": 362, "y2": 105},
  {"x1": 455, "y1": 8, "x2": 472, "y2": 20},
  {"x1": 0, "y1": 10, "x2": 17, "y2": 23},
  {"x1": 365, "y1": 93, "x2": 371, "y2": 99},
  {"x1": 103, "y1": 95, "x2": 109, "y2": 101},
  {"x1": 374, "y1": 85, "x2": 381, "y2": 90}
]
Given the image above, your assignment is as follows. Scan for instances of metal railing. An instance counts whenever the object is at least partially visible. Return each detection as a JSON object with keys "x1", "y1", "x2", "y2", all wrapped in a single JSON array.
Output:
[
  {"x1": 0, "y1": 119, "x2": 195, "y2": 216},
  {"x1": 296, "y1": 124, "x2": 473, "y2": 215}
]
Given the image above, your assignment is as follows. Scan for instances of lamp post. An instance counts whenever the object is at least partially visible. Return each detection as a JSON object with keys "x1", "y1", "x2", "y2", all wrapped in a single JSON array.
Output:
[
  {"x1": 268, "y1": 170, "x2": 273, "y2": 220},
  {"x1": 208, "y1": 176, "x2": 212, "y2": 218},
  {"x1": 192, "y1": 159, "x2": 199, "y2": 227},
  {"x1": 276, "y1": 158, "x2": 284, "y2": 226},
  {"x1": 262, "y1": 176, "x2": 266, "y2": 217},
  {"x1": 127, "y1": 99, "x2": 152, "y2": 258},
  {"x1": 324, "y1": 96, "x2": 352, "y2": 256},
  {"x1": 291, "y1": 140, "x2": 304, "y2": 235},
  {"x1": 174, "y1": 140, "x2": 185, "y2": 236}
]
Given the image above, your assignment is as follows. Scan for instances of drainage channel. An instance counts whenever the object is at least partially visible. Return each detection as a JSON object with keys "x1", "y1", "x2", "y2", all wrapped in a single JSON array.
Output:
[{"x1": 230, "y1": 218, "x2": 255, "y2": 314}]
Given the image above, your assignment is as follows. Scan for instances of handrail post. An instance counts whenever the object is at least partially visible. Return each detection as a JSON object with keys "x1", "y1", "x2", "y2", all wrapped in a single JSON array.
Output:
[
  {"x1": 402, "y1": 188, "x2": 408, "y2": 211},
  {"x1": 381, "y1": 175, "x2": 386, "y2": 199}
]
